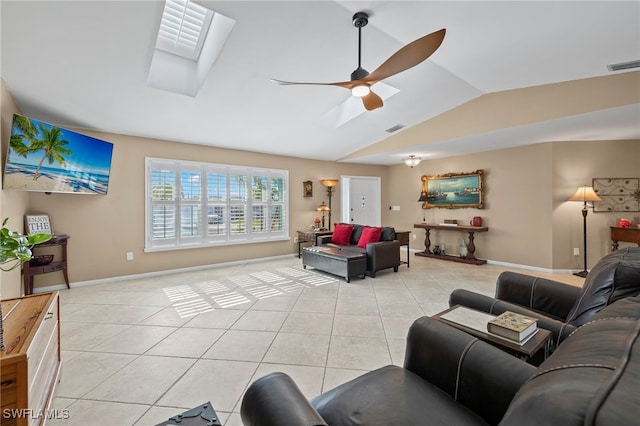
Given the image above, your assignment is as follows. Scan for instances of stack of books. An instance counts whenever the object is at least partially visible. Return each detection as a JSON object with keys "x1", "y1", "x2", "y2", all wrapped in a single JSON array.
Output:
[{"x1": 487, "y1": 311, "x2": 538, "y2": 344}]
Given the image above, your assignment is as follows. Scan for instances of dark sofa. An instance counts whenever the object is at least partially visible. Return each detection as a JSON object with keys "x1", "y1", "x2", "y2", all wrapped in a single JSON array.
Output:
[
  {"x1": 241, "y1": 294, "x2": 640, "y2": 425},
  {"x1": 316, "y1": 223, "x2": 400, "y2": 277},
  {"x1": 450, "y1": 247, "x2": 640, "y2": 349}
]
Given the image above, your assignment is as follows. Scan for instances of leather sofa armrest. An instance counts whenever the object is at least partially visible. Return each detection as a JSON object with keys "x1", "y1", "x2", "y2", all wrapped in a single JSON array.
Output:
[
  {"x1": 316, "y1": 235, "x2": 332, "y2": 245},
  {"x1": 404, "y1": 316, "x2": 536, "y2": 425},
  {"x1": 366, "y1": 240, "x2": 400, "y2": 259},
  {"x1": 241, "y1": 372, "x2": 328, "y2": 426},
  {"x1": 495, "y1": 271, "x2": 580, "y2": 320},
  {"x1": 449, "y1": 289, "x2": 577, "y2": 348},
  {"x1": 366, "y1": 240, "x2": 401, "y2": 272}
]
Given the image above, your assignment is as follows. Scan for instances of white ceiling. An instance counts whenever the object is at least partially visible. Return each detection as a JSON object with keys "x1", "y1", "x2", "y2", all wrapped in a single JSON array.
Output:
[{"x1": 1, "y1": 1, "x2": 639, "y2": 165}]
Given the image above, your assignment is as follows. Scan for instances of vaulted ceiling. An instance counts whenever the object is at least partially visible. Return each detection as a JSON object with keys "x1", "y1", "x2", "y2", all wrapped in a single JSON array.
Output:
[{"x1": 2, "y1": 1, "x2": 639, "y2": 165}]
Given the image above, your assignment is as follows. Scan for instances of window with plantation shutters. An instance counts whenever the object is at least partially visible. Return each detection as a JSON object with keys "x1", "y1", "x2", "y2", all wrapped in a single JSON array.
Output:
[{"x1": 145, "y1": 158, "x2": 288, "y2": 251}]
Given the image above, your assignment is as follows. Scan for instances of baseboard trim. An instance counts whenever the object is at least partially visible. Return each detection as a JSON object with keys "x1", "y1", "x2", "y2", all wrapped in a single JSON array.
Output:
[
  {"x1": 31, "y1": 253, "x2": 295, "y2": 294},
  {"x1": 486, "y1": 259, "x2": 575, "y2": 275},
  {"x1": 32, "y1": 252, "x2": 579, "y2": 294},
  {"x1": 408, "y1": 248, "x2": 575, "y2": 275}
]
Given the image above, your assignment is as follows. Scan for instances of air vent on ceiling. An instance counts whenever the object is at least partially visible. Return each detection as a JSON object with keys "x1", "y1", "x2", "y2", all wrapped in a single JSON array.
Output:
[
  {"x1": 607, "y1": 60, "x2": 640, "y2": 72},
  {"x1": 385, "y1": 124, "x2": 405, "y2": 133}
]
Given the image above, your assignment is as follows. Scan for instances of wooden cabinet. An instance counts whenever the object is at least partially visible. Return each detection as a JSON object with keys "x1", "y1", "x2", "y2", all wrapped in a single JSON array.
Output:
[
  {"x1": 1, "y1": 292, "x2": 61, "y2": 426},
  {"x1": 610, "y1": 226, "x2": 640, "y2": 250}
]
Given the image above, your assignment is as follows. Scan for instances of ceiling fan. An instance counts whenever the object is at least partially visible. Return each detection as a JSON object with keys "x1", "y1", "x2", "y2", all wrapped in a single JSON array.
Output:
[{"x1": 271, "y1": 12, "x2": 446, "y2": 111}]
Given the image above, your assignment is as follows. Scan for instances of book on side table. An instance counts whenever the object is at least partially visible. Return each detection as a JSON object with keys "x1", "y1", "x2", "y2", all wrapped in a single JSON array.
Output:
[
  {"x1": 487, "y1": 311, "x2": 538, "y2": 343},
  {"x1": 433, "y1": 306, "x2": 552, "y2": 362}
]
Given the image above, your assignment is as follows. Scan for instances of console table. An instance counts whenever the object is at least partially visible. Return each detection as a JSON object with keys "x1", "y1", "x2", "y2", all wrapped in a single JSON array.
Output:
[
  {"x1": 610, "y1": 226, "x2": 640, "y2": 251},
  {"x1": 22, "y1": 235, "x2": 70, "y2": 295},
  {"x1": 413, "y1": 223, "x2": 488, "y2": 265}
]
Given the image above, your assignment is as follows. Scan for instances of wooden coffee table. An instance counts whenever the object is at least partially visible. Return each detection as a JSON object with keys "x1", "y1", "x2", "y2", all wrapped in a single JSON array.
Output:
[{"x1": 433, "y1": 305, "x2": 552, "y2": 362}]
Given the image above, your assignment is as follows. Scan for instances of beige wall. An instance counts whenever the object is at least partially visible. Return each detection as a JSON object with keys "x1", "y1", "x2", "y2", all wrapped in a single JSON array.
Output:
[
  {"x1": 551, "y1": 140, "x2": 640, "y2": 270},
  {"x1": 1, "y1": 80, "x2": 29, "y2": 298},
  {"x1": 389, "y1": 140, "x2": 639, "y2": 271},
  {"x1": 1, "y1": 79, "x2": 638, "y2": 295},
  {"x1": 22, "y1": 130, "x2": 390, "y2": 292},
  {"x1": 389, "y1": 143, "x2": 555, "y2": 268}
]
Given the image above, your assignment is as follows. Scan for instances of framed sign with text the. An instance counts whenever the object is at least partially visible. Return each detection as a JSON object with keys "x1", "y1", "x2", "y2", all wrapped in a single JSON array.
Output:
[{"x1": 25, "y1": 215, "x2": 53, "y2": 235}]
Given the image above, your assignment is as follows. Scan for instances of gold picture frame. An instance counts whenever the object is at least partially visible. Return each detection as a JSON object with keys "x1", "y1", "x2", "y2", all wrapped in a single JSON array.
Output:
[
  {"x1": 303, "y1": 180, "x2": 313, "y2": 198},
  {"x1": 421, "y1": 170, "x2": 485, "y2": 209}
]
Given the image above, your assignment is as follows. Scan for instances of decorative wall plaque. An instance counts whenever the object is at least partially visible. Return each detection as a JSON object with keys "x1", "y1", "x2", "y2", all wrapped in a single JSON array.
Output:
[{"x1": 592, "y1": 178, "x2": 640, "y2": 212}]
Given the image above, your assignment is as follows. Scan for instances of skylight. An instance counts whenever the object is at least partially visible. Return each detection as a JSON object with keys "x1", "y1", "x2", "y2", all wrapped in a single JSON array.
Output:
[
  {"x1": 156, "y1": 0, "x2": 213, "y2": 61},
  {"x1": 147, "y1": 0, "x2": 236, "y2": 97}
]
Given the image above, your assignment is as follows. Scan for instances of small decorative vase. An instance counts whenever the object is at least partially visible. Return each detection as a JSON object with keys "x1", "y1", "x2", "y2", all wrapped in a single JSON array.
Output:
[{"x1": 459, "y1": 240, "x2": 468, "y2": 258}]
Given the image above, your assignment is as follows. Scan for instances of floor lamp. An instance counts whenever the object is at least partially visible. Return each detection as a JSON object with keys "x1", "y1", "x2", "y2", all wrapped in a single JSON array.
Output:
[
  {"x1": 321, "y1": 179, "x2": 339, "y2": 230},
  {"x1": 569, "y1": 185, "x2": 602, "y2": 278}
]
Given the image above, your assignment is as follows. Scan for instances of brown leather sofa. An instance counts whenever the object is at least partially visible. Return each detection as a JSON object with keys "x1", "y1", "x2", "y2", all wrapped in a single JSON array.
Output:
[
  {"x1": 316, "y1": 224, "x2": 400, "y2": 277},
  {"x1": 241, "y1": 294, "x2": 640, "y2": 426},
  {"x1": 449, "y1": 247, "x2": 640, "y2": 349}
]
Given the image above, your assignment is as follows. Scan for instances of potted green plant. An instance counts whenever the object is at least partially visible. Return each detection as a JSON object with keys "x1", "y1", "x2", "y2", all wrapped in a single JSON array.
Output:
[{"x1": 0, "y1": 217, "x2": 52, "y2": 349}]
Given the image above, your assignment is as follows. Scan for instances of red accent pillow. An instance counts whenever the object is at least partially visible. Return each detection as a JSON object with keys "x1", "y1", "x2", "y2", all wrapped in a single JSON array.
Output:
[
  {"x1": 331, "y1": 223, "x2": 354, "y2": 245},
  {"x1": 357, "y1": 226, "x2": 383, "y2": 248}
]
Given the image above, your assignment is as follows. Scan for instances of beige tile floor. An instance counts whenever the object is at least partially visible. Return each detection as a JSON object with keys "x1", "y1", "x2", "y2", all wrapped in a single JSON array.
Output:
[{"x1": 48, "y1": 254, "x2": 583, "y2": 426}]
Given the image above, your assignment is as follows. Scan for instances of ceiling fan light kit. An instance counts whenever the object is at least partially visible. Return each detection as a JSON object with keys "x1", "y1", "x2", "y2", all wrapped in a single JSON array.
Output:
[
  {"x1": 271, "y1": 11, "x2": 445, "y2": 111},
  {"x1": 351, "y1": 84, "x2": 370, "y2": 97}
]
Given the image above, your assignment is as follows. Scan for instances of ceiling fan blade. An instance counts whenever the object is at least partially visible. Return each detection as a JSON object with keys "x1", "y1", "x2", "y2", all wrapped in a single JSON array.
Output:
[
  {"x1": 362, "y1": 90, "x2": 383, "y2": 111},
  {"x1": 364, "y1": 28, "x2": 446, "y2": 83},
  {"x1": 270, "y1": 79, "x2": 354, "y2": 89}
]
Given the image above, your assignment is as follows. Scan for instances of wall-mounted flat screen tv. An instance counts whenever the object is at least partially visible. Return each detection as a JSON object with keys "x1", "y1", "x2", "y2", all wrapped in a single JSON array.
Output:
[{"x1": 4, "y1": 114, "x2": 114, "y2": 194}]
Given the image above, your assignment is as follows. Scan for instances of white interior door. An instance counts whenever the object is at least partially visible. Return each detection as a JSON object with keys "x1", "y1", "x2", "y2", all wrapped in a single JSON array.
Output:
[{"x1": 340, "y1": 176, "x2": 381, "y2": 226}]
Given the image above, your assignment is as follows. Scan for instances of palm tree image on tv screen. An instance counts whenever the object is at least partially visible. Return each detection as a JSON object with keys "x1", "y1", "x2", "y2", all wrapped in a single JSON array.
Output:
[{"x1": 5, "y1": 114, "x2": 114, "y2": 195}]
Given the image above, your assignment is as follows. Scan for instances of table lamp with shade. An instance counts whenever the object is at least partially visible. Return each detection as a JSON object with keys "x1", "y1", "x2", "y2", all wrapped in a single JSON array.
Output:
[
  {"x1": 316, "y1": 202, "x2": 330, "y2": 229},
  {"x1": 568, "y1": 185, "x2": 602, "y2": 277}
]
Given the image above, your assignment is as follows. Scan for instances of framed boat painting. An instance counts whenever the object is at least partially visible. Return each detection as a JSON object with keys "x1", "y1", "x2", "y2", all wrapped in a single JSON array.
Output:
[{"x1": 421, "y1": 170, "x2": 484, "y2": 209}]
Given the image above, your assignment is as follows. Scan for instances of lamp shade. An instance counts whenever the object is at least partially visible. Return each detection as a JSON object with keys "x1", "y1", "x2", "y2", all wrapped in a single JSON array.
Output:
[
  {"x1": 316, "y1": 202, "x2": 330, "y2": 212},
  {"x1": 569, "y1": 186, "x2": 602, "y2": 202},
  {"x1": 418, "y1": 191, "x2": 429, "y2": 202},
  {"x1": 320, "y1": 179, "x2": 339, "y2": 187},
  {"x1": 403, "y1": 155, "x2": 422, "y2": 168}
]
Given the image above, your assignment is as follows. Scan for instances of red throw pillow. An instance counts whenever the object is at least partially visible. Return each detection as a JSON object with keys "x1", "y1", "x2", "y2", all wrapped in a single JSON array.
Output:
[
  {"x1": 357, "y1": 226, "x2": 383, "y2": 248},
  {"x1": 331, "y1": 223, "x2": 354, "y2": 245}
]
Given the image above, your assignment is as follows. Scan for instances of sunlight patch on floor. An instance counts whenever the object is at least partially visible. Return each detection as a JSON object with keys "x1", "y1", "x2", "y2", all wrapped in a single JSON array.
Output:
[
  {"x1": 163, "y1": 266, "x2": 338, "y2": 317},
  {"x1": 172, "y1": 298, "x2": 215, "y2": 317}
]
